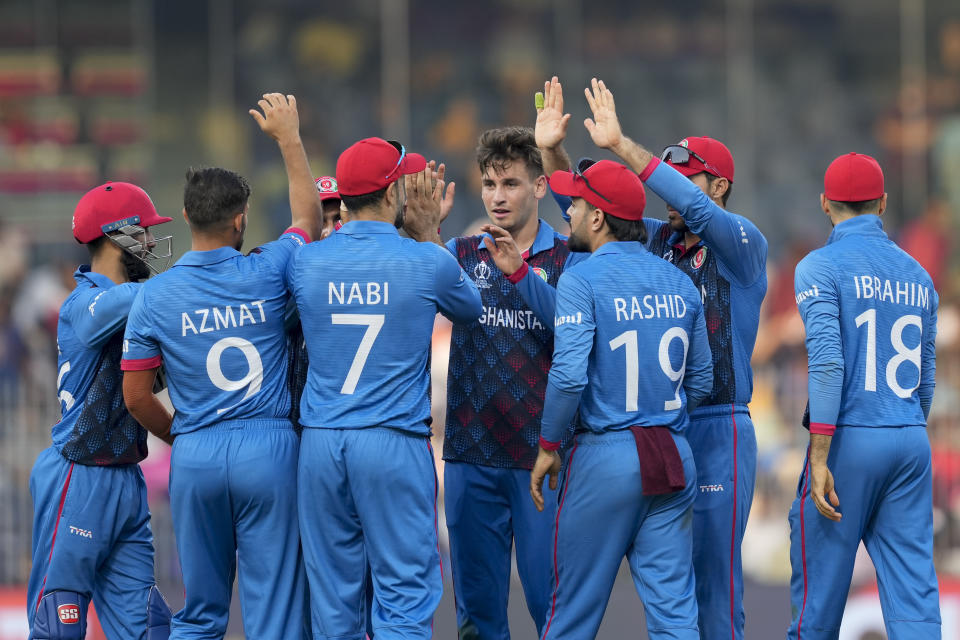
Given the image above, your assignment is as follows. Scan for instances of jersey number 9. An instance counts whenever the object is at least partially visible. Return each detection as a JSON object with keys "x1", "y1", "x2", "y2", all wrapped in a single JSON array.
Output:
[{"x1": 207, "y1": 337, "x2": 264, "y2": 415}]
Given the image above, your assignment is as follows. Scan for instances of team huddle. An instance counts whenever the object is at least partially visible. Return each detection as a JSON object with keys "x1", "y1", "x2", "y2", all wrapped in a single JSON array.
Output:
[{"x1": 25, "y1": 76, "x2": 940, "y2": 640}]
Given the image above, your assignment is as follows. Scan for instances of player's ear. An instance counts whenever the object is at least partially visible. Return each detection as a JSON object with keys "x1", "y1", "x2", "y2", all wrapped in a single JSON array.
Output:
[
  {"x1": 533, "y1": 174, "x2": 548, "y2": 200},
  {"x1": 181, "y1": 208, "x2": 189, "y2": 224},
  {"x1": 711, "y1": 177, "x2": 729, "y2": 201},
  {"x1": 590, "y1": 207, "x2": 604, "y2": 231},
  {"x1": 877, "y1": 193, "x2": 888, "y2": 217},
  {"x1": 232, "y1": 210, "x2": 245, "y2": 232},
  {"x1": 820, "y1": 194, "x2": 830, "y2": 216}
]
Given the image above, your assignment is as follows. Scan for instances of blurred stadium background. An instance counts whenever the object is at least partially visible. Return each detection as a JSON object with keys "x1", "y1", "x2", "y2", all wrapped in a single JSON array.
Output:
[{"x1": 1, "y1": 0, "x2": 959, "y2": 637}]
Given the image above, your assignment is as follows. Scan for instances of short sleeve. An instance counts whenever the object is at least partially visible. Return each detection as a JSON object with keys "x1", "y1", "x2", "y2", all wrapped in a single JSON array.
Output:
[{"x1": 121, "y1": 286, "x2": 162, "y2": 371}]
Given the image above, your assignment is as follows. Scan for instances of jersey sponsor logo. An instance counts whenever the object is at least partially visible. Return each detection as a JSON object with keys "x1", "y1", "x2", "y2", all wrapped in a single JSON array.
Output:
[
  {"x1": 532, "y1": 266, "x2": 549, "y2": 282},
  {"x1": 88, "y1": 290, "x2": 107, "y2": 317},
  {"x1": 795, "y1": 285, "x2": 820, "y2": 305},
  {"x1": 852, "y1": 276, "x2": 930, "y2": 309},
  {"x1": 58, "y1": 604, "x2": 80, "y2": 624},
  {"x1": 690, "y1": 247, "x2": 707, "y2": 270},
  {"x1": 699, "y1": 483, "x2": 724, "y2": 493},
  {"x1": 480, "y1": 305, "x2": 544, "y2": 330},
  {"x1": 473, "y1": 261, "x2": 492, "y2": 289},
  {"x1": 554, "y1": 312, "x2": 582, "y2": 327},
  {"x1": 69, "y1": 525, "x2": 93, "y2": 539}
]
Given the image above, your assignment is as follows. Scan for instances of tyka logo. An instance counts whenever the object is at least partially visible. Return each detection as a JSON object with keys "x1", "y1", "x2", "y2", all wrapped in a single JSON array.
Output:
[
  {"x1": 699, "y1": 484, "x2": 724, "y2": 493},
  {"x1": 69, "y1": 525, "x2": 93, "y2": 539},
  {"x1": 473, "y1": 261, "x2": 492, "y2": 289}
]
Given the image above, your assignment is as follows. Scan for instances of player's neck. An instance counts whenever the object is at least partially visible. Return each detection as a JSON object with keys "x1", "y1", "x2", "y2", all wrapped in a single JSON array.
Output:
[
  {"x1": 90, "y1": 253, "x2": 129, "y2": 285},
  {"x1": 191, "y1": 232, "x2": 239, "y2": 252},
  {"x1": 684, "y1": 231, "x2": 700, "y2": 250},
  {"x1": 509, "y1": 216, "x2": 540, "y2": 254}
]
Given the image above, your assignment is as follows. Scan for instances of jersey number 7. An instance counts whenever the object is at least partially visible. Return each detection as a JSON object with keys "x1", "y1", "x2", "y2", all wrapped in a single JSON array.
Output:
[{"x1": 332, "y1": 314, "x2": 385, "y2": 394}]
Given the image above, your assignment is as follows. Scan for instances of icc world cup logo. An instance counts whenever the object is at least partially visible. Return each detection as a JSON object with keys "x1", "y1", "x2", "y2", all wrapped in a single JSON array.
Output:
[{"x1": 473, "y1": 261, "x2": 492, "y2": 289}]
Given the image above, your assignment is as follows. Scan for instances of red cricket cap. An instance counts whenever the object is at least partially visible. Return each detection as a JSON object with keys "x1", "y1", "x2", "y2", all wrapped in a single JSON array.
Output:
[
  {"x1": 335, "y1": 138, "x2": 427, "y2": 196},
  {"x1": 823, "y1": 152, "x2": 885, "y2": 202},
  {"x1": 549, "y1": 160, "x2": 646, "y2": 221},
  {"x1": 315, "y1": 176, "x2": 340, "y2": 202},
  {"x1": 665, "y1": 136, "x2": 735, "y2": 182},
  {"x1": 72, "y1": 181, "x2": 172, "y2": 244}
]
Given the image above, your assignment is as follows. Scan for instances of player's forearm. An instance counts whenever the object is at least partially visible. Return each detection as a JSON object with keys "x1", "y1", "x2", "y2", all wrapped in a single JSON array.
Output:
[
  {"x1": 278, "y1": 136, "x2": 322, "y2": 241},
  {"x1": 123, "y1": 373, "x2": 174, "y2": 445},
  {"x1": 806, "y1": 362, "x2": 843, "y2": 435},
  {"x1": 609, "y1": 136, "x2": 654, "y2": 177},
  {"x1": 809, "y1": 433, "x2": 833, "y2": 467},
  {"x1": 540, "y1": 144, "x2": 572, "y2": 177},
  {"x1": 539, "y1": 380, "x2": 582, "y2": 448}
]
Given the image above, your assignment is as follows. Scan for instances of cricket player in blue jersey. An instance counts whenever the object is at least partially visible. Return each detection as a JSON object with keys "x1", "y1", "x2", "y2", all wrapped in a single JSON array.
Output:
[
  {"x1": 288, "y1": 136, "x2": 482, "y2": 640},
  {"x1": 529, "y1": 159, "x2": 712, "y2": 639},
  {"x1": 401, "y1": 126, "x2": 585, "y2": 640},
  {"x1": 27, "y1": 181, "x2": 174, "y2": 640},
  {"x1": 787, "y1": 153, "x2": 940, "y2": 640},
  {"x1": 533, "y1": 77, "x2": 767, "y2": 640},
  {"x1": 122, "y1": 93, "x2": 320, "y2": 639}
]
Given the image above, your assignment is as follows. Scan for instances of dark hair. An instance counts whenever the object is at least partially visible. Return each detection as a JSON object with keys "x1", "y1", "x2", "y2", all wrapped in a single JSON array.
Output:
[
  {"x1": 86, "y1": 235, "x2": 109, "y2": 258},
  {"x1": 476, "y1": 126, "x2": 544, "y2": 180},
  {"x1": 705, "y1": 174, "x2": 732, "y2": 207},
  {"x1": 183, "y1": 167, "x2": 251, "y2": 232},
  {"x1": 829, "y1": 197, "x2": 883, "y2": 215},
  {"x1": 340, "y1": 186, "x2": 388, "y2": 212},
  {"x1": 603, "y1": 212, "x2": 648, "y2": 244}
]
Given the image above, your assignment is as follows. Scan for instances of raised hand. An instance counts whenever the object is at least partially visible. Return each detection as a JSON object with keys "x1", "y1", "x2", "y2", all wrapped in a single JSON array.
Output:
[
  {"x1": 583, "y1": 78, "x2": 624, "y2": 151},
  {"x1": 249, "y1": 93, "x2": 301, "y2": 143},
  {"x1": 535, "y1": 76, "x2": 573, "y2": 150},
  {"x1": 403, "y1": 162, "x2": 447, "y2": 244}
]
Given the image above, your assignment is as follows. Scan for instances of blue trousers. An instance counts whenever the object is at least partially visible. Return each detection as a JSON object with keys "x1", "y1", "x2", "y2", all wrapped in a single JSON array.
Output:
[
  {"x1": 28, "y1": 446, "x2": 166, "y2": 639},
  {"x1": 540, "y1": 430, "x2": 699, "y2": 640},
  {"x1": 787, "y1": 426, "x2": 941, "y2": 640},
  {"x1": 299, "y1": 427, "x2": 442, "y2": 640},
  {"x1": 444, "y1": 461, "x2": 557, "y2": 639},
  {"x1": 169, "y1": 420, "x2": 307, "y2": 639},
  {"x1": 687, "y1": 404, "x2": 756, "y2": 640}
]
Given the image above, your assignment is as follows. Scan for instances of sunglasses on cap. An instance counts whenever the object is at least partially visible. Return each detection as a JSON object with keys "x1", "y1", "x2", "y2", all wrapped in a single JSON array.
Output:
[
  {"x1": 384, "y1": 140, "x2": 407, "y2": 182},
  {"x1": 660, "y1": 145, "x2": 723, "y2": 179},
  {"x1": 574, "y1": 157, "x2": 613, "y2": 204}
]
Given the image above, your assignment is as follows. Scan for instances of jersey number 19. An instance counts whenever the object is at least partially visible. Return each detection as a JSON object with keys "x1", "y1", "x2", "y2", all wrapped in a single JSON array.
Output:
[{"x1": 609, "y1": 327, "x2": 689, "y2": 412}]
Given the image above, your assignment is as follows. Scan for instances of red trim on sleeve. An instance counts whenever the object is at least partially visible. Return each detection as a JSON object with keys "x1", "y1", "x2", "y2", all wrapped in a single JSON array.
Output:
[
  {"x1": 121, "y1": 355, "x2": 163, "y2": 371},
  {"x1": 284, "y1": 227, "x2": 311, "y2": 244},
  {"x1": 506, "y1": 261, "x2": 529, "y2": 284},
  {"x1": 809, "y1": 422, "x2": 836, "y2": 436},
  {"x1": 638, "y1": 157, "x2": 661, "y2": 182},
  {"x1": 539, "y1": 436, "x2": 561, "y2": 451}
]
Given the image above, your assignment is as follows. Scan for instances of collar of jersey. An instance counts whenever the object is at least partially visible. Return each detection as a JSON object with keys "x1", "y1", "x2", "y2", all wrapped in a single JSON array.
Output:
[
  {"x1": 590, "y1": 240, "x2": 649, "y2": 259},
  {"x1": 75, "y1": 265, "x2": 120, "y2": 288},
  {"x1": 827, "y1": 214, "x2": 885, "y2": 245},
  {"x1": 176, "y1": 246, "x2": 241, "y2": 267},
  {"x1": 339, "y1": 220, "x2": 400, "y2": 235},
  {"x1": 477, "y1": 219, "x2": 557, "y2": 256}
]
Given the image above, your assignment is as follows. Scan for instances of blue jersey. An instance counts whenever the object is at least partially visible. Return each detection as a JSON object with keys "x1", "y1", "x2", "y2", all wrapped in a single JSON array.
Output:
[
  {"x1": 794, "y1": 214, "x2": 937, "y2": 431},
  {"x1": 287, "y1": 220, "x2": 482, "y2": 436},
  {"x1": 121, "y1": 230, "x2": 308, "y2": 434},
  {"x1": 53, "y1": 267, "x2": 146, "y2": 465},
  {"x1": 539, "y1": 242, "x2": 713, "y2": 445},
  {"x1": 549, "y1": 160, "x2": 767, "y2": 408}
]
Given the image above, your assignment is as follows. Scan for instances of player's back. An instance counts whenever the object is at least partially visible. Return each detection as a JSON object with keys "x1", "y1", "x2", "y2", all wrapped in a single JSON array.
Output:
[
  {"x1": 54, "y1": 267, "x2": 146, "y2": 464},
  {"x1": 797, "y1": 214, "x2": 937, "y2": 428},
  {"x1": 131, "y1": 241, "x2": 298, "y2": 433},
  {"x1": 290, "y1": 220, "x2": 480, "y2": 435},
  {"x1": 558, "y1": 242, "x2": 711, "y2": 434}
]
